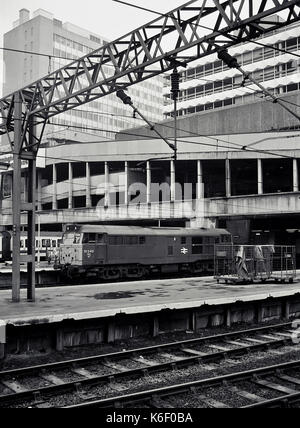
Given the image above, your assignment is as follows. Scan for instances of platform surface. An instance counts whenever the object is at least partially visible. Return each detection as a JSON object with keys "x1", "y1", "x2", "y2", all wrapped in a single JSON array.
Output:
[
  {"x1": 0, "y1": 276, "x2": 300, "y2": 326},
  {"x1": 0, "y1": 262, "x2": 54, "y2": 273}
]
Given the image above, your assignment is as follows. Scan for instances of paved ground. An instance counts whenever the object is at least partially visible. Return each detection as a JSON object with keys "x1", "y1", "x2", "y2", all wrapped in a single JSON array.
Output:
[{"x1": 0, "y1": 276, "x2": 300, "y2": 326}]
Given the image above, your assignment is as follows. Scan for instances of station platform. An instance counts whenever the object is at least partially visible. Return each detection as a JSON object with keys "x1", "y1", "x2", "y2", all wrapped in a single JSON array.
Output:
[
  {"x1": 1, "y1": 277, "x2": 300, "y2": 357},
  {"x1": 0, "y1": 262, "x2": 54, "y2": 273},
  {"x1": 0, "y1": 263, "x2": 59, "y2": 288}
]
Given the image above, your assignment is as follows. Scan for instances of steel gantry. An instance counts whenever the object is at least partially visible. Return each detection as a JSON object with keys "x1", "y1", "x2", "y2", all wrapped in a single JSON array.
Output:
[{"x1": 0, "y1": 0, "x2": 300, "y2": 301}]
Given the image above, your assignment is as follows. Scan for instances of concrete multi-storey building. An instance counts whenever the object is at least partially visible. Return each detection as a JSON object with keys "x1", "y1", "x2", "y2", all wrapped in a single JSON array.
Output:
[
  {"x1": 1, "y1": 10, "x2": 300, "y2": 266},
  {"x1": 163, "y1": 17, "x2": 300, "y2": 121},
  {"x1": 2, "y1": 8, "x2": 164, "y2": 145}
]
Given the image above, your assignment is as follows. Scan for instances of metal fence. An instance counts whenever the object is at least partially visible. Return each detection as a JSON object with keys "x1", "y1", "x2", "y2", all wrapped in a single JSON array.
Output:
[{"x1": 214, "y1": 245, "x2": 296, "y2": 284}]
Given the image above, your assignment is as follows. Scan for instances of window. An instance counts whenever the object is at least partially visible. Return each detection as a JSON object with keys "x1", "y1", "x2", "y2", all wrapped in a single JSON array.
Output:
[
  {"x1": 42, "y1": 239, "x2": 51, "y2": 248},
  {"x1": 83, "y1": 233, "x2": 96, "y2": 244},
  {"x1": 109, "y1": 236, "x2": 124, "y2": 245},
  {"x1": 139, "y1": 236, "x2": 146, "y2": 245},
  {"x1": 97, "y1": 234, "x2": 105, "y2": 243},
  {"x1": 192, "y1": 237, "x2": 203, "y2": 254},
  {"x1": 181, "y1": 237, "x2": 187, "y2": 245},
  {"x1": 125, "y1": 236, "x2": 138, "y2": 245},
  {"x1": 52, "y1": 240, "x2": 57, "y2": 248}
]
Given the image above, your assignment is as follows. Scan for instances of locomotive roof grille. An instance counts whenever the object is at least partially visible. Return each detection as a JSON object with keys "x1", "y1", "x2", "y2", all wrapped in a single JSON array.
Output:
[{"x1": 64, "y1": 225, "x2": 230, "y2": 237}]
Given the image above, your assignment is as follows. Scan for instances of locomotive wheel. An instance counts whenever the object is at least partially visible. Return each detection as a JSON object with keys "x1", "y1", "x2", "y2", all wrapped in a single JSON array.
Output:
[
  {"x1": 125, "y1": 266, "x2": 146, "y2": 279},
  {"x1": 191, "y1": 262, "x2": 204, "y2": 274},
  {"x1": 103, "y1": 268, "x2": 121, "y2": 281}
]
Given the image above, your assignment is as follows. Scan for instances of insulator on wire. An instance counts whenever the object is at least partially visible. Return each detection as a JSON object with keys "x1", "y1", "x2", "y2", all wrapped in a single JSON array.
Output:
[
  {"x1": 171, "y1": 68, "x2": 180, "y2": 100},
  {"x1": 116, "y1": 89, "x2": 132, "y2": 105},
  {"x1": 218, "y1": 48, "x2": 239, "y2": 69}
]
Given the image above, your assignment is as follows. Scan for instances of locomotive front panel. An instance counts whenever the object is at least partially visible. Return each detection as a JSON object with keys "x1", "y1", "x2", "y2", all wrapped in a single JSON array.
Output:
[{"x1": 59, "y1": 231, "x2": 83, "y2": 267}]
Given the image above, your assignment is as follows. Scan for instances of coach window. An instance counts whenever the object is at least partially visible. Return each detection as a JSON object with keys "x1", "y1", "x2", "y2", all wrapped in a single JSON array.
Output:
[
  {"x1": 192, "y1": 237, "x2": 203, "y2": 254},
  {"x1": 181, "y1": 237, "x2": 187, "y2": 245},
  {"x1": 42, "y1": 239, "x2": 51, "y2": 247},
  {"x1": 139, "y1": 236, "x2": 146, "y2": 245},
  {"x1": 52, "y1": 240, "x2": 57, "y2": 248}
]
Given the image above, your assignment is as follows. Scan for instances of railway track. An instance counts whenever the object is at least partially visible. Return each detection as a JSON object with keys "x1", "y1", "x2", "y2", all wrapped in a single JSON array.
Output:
[
  {"x1": 66, "y1": 359, "x2": 300, "y2": 409},
  {"x1": 0, "y1": 322, "x2": 298, "y2": 408}
]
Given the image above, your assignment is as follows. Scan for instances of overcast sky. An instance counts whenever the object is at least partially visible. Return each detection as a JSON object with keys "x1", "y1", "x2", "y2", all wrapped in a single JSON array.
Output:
[{"x1": 0, "y1": 0, "x2": 185, "y2": 96}]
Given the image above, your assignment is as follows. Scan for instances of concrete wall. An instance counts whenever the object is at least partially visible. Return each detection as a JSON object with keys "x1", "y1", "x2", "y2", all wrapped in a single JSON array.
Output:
[{"x1": 116, "y1": 92, "x2": 300, "y2": 141}]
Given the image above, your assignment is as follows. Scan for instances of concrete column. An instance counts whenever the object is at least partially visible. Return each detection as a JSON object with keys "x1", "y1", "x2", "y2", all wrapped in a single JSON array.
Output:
[
  {"x1": 170, "y1": 160, "x2": 176, "y2": 202},
  {"x1": 146, "y1": 161, "x2": 152, "y2": 204},
  {"x1": 153, "y1": 317, "x2": 160, "y2": 337},
  {"x1": 225, "y1": 159, "x2": 231, "y2": 198},
  {"x1": 104, "y1": 162, "x2": 110, "y2": 207},
  {"x1": 257, "y1": 159, "x2": 263, "y2": 195},
  {"x1": 52, "y1": 164, "x2": 57, "y2": 210},
  {"x1": 197, "y1": 160, "x2": 204, "y2": 199},
  {"x1": 37, "y1": 170, "x2": 42, "y2": 211},
  {"x1": 86, "y1": 162, "x2": 91, "y2": 208},
  {"x1": 68, "y1": 163, "x2": 73, "y2": 209},
  {"x1": 0, "y1": 321, "x2": 6, "y2": 360},
  {"x1": 293, "y1": 159, "x2": 299, "y2": 192},
  {"x1": 226, "y1": 308, "x2": 232, "y2": 327},
  {"x1": 124, "y1": 161, "x2": 129, "y2": 205}
]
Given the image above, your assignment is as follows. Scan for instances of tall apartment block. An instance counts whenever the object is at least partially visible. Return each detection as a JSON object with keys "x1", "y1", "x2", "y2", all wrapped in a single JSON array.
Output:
[
  {"x1": 163, "y1": 17, "x2": 300, "y2": 121},
  {"x1": 2, "y1": 8, "x2": 164, "y2": 144}
]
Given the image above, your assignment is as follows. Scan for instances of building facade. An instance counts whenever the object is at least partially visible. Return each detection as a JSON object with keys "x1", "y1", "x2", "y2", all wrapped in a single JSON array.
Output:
[
  {"x1": 1, "y1": 130, "x2": 300, "y2": 264},
  {"x1": 163, "y1": 18, "x2": 300, "y2": 121},
  {"x1": 2, "y1": 8, "x2": 164, "y2": 145}
]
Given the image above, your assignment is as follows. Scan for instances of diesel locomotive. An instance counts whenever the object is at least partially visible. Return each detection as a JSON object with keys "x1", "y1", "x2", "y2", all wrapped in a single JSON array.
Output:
[{"x1": 57, "y1": 224, "x2": 232, "y2": 280}]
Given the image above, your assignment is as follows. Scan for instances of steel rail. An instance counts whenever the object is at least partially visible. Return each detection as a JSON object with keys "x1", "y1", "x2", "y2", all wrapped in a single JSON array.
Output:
[
  {"x1": 0, "y1": 322, "x2": 295, "y2": 407},
  {"x1": 65, "y1": 359, "x2": 300, "y2": 409}
]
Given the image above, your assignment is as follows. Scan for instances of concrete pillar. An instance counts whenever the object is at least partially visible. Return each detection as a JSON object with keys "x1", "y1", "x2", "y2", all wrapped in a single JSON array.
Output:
[
  {"x1": 225, "y1": 159, "x2": 231, "y2": 198},
  {"x1": 256, "y1": 304, "x2": 263, "y2": 323},
  {"x1": 293, "y1": 159, "x2": 299, "y2": 192},
  {"x1": 108, "y1": 323, "x2": 116, "y2": 343},
  {"x1": 197, "y1": 160, "x2": 204, "y2": 199},
  {"x1": 104, "y1": 162, "x2": 110, "y2": 207},
  {"x1": 52, "y1": 164, "x2": 57, "y2": 210},
  {"x1": 86, "y1": 162, "x2": 91, "y2": 208},
  {"x1": 257, "y1": 159, "x2": 263, "y2": 195},
  {"x1": 146, "y1": 161, "x2": 152, "y2": 204},
  {"x1": 0, "y1": 320, "x2": 6, "y2": 360},
  {"x1": 226, "y1": 308, "x2": 232, "y2": 327},
  {"x1": 170, "y1": 160, "x2": 176, "y2": 202},
  {"x1": 37, "y1": 170, "x2": 42, "y2": 211},
  {"x1": 153, "y1": 317, "x2": 160, "y2": 337},
  {"x1": 56, "y1": 329, "x2": 64, "y2": 351},
  {"x1": 124, "y1": 161, "x2": 129, "y2": 205},
  {"x1": 283, "y1": 300, "x2": 290, "y2": 320},
  {"x1": 68, "y1": 163, "x2": 73, "y2": 209}
]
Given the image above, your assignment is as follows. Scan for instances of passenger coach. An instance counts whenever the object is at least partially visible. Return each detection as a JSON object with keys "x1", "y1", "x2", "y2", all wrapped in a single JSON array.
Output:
[{"x1": 57, "y1": 225, "x2": 232, "y2": 280}]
